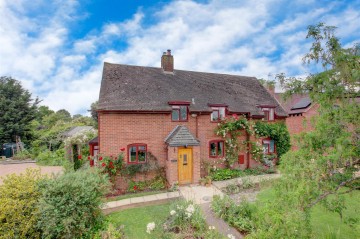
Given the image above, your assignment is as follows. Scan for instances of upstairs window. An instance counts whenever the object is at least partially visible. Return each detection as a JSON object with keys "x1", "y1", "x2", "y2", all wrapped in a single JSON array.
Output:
[
  {"x1": 211, "y1": 107, "x2": 226, "y2": 122},
  {"x1": 128, "y1": 144, "x2": 147, "y2": 164},
  {"x1": 262, "y1": 139, "x2": 275, "y2": 154},
  {"x1": 209, "y1": 140, "x2": 224, "y2": 157},
  {"x1": 171, "y1": 105, "x2": 188, "y2": 121},
  {"x1": 261, "y1": 107, "x2": 274, "y2": 121}
]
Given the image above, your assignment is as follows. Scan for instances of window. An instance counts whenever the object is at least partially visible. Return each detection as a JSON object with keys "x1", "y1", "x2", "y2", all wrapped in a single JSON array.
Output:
[
  {"x1": 211, "y1": 107, "x2": 226, "y2": 122},
  {"x1": 261, "y1": 108, "x2": 274, "y2": 121},
  {"x1": 262, "y1": 139, "x2": 275, "y2": 154},
  {"x1": 128, "y1": 144, "x2": 147, "y2": 164},
  {"x1": 209, "y1": 140, "x2": 224, "y2": 157},
  {"x1": 171, "y1": 106, "x2": 188, "y2": 121}
]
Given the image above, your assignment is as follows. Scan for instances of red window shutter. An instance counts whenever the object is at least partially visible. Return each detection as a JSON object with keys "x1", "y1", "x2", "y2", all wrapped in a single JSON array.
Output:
[{"x1": 238, "y1": 155, "x2": 245, "y2": 164}]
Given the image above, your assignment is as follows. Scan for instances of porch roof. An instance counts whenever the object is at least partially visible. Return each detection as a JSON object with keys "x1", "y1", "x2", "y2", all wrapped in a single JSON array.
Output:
[{"x1": 164, "y1": 125, "x2": 200, "y2": 147}]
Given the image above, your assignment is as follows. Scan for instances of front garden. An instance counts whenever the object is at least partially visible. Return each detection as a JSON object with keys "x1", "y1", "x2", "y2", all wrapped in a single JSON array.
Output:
[
  {"x1": 107, "y1": 199, "x2": 227, "y2": 239},
  {"x1": 210, "y1": 178, "x2": 360, "y2": 238}
]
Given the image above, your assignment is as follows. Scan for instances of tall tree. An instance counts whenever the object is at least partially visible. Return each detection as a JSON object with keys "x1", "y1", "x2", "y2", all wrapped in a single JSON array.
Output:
[
  {"x1": 0, "y1": 77, "x2": 39, "y2": 144},
  {"x1": 250, "y1": 23, "x2": 360, "y2": 238}
]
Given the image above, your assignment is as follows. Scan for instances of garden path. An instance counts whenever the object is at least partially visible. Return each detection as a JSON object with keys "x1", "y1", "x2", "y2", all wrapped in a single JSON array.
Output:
[{"x1": 179, "y1": 185, "x2": 243, "y2": 239}]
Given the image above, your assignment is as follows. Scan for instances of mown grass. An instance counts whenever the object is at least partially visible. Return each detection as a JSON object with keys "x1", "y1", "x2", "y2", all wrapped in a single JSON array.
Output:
[
  {"x1": 257, "y1": 188, "x2": 360, "y2": 239},
  {"x1": 107, "y1": 202, "x2": 171, "y2": 239}
]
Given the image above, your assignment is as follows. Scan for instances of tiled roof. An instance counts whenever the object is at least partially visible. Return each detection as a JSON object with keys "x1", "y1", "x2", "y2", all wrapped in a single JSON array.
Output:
[
  {"x1": 61, "y1": 126, "x2": 94, "y2": 138},
  {"x1": 275, "y1": 93, "x2": 312, "y2": 114},
  {"x1": 98, "y1": 63, "x2": 287, "y2": 117},
  {"x1": 164, "y1": 125, "x2": 200, "y2": 147}
]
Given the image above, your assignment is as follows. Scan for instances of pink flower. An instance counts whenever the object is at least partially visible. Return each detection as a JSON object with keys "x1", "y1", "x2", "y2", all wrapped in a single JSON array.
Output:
[{"x1": 232, "y1": 114, "x2": 238, "y2": 119}]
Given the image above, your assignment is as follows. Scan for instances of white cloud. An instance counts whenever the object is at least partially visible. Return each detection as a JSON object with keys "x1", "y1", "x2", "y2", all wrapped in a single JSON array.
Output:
[{"x1": 0, "y1": 0, "x2": 359, "y2": 115}]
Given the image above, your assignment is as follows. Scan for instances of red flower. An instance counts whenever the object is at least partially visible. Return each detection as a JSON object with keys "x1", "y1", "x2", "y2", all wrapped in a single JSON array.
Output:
[
  {"x1": 115, "y1": 157, "x2": 118, "y2": 160},
  {"x1": 87, "y1": 156, "x2": 91, "y2": 160},
  {"x1": 99, "y1": 157, "x2": 103, "y2": 161},
  {"x1": 78, "y1": 155, "x2": 82, "y2": 160},
  {"x1": 232, "y1": 114, "x2": 238, "y2": 119},
  {"x1": 110, "y1": 155, "x2": 113, "y2": 158},
  {"x1": 102, "y1": 163, "x2": 106, "y2": 167},
  {"x1": 133, "y1": 186, "x2": 138, "y2": 190},
  {"x1": 109, "y1": 161, "x2": 114, "y2": 169},
  {"x1": 120, "y1": 148, "x2": 125, "y2": 152}
]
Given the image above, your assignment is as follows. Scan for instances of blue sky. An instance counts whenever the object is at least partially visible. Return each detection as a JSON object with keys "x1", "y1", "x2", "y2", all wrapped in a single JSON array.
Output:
[{"x1": 0, "y1": 0, "x2": 359, "y2": 114}]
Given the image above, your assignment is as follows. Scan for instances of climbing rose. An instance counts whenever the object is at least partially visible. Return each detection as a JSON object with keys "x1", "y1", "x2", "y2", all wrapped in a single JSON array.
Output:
[
  {"x1": 134, "y1": 185, "x2": 138, "y2": 190},
  {"x1": 101, "y1": 163, "x2": 106, "y2": 167},
  {"x1": 120, "y1": 148, "x2": 125, "y2": 151},
  {"x1": 99, "y1": 157, "x2": 103, "y2": 161},
  {"x1": 109, "y1": 161, "x2": 114, "y2": 168},
  {"x1": 87, "y1": 156, "x2": 91, "y2": 160},
  {"x1": 77, "y1": 155, "x2": 82, "y2": 160}
]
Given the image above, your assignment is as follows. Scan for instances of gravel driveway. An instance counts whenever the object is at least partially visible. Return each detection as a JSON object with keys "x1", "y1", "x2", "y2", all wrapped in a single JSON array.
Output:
[{"x1": 0, "y1": 163, "x2": 63, "y2": 184}]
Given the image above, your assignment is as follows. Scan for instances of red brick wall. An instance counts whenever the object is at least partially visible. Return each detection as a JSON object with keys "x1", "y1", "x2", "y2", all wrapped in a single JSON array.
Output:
[
  {"x1": 286, "y1": 104, "x2": 319, "y2": 149},
  {"x1": 99, "y1": 112, "x2": 283, "y2": 183}
]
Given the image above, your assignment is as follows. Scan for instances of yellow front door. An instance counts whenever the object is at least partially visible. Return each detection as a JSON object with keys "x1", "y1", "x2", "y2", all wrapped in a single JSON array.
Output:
[{"x1": 178, "y1": 148, "x2": 192, "y2": 184}]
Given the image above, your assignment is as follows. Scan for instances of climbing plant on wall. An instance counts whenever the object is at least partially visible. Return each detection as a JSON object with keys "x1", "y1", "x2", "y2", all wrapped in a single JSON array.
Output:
[
  {"x1": 215, "y1": 115, "x2": 291, "y2": 167},
  {"x1": 253, "y1": 121, "x2": 291, "y2": 158}
]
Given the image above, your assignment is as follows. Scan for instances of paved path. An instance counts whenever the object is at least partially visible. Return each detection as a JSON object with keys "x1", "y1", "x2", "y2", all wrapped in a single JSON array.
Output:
[
  {"x1": 102, "y1": 191, "x2": 181, "y2": 214},
  {"x1": 180, "y1": 185, "x2": 243, "y2": 239},
  {"x1": 0, "y1": 163, "x2": 63, "y2": 184}
]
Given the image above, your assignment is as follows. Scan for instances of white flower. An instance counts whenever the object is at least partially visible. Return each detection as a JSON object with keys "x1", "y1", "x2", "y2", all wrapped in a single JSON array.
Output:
[
  {"x1": 146, "y1": 222, "x2": 155, "y2": 234},
  {"x1": 170, "y1": 210, "x2": 176, "y2": 216},
  {"x1": 186, "y1": 204, "x2": 195, "y2": 214},
  {"x1": 209, "y1": 226, "x2": 215, "y2": 230},
  {"x1": 227, "y1": 234, "x2": 235, "y2": 239}
]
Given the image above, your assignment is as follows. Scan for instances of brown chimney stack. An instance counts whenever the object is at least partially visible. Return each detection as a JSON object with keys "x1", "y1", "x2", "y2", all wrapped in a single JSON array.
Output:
[{"x1": 161, "y1": 49, "x2": 174, "y2": 73}]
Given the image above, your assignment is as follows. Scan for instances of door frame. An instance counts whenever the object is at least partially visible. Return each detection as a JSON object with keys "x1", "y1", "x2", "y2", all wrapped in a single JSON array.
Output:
[{"x1": 177, "y1": 147, "x2": 193, "y2": 184}]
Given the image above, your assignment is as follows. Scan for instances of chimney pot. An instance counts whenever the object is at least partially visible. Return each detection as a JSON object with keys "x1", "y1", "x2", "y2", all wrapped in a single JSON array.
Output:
[{"x1": 161, "y1": 49, "x2": 174, "y2": 73}]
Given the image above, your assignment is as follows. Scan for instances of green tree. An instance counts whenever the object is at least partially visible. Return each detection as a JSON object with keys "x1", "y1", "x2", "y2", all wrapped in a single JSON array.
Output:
[
  {"x1": 0, "y1": 76, "x2": 39, "y2": 144},
  {"x1": 90, "y1": 100, "x2": 98, "y2": 128},
  {"x1": 250, "y1": 23, "x2": 360, "y2": 238}
]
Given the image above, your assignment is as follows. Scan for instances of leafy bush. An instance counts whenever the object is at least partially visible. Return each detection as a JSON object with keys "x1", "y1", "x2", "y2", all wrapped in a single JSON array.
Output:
[
  {"x1": 0, "y1": 169, "x2": 45, "y2": 238},
  {"x1": 12, "y1": 149, "x2": 33, "y2": 160},
  {"x1": 149, "y1": 200, "x2": 224, "y2": 238},
  {"x1": 210, "y1": 167, "x2": 275, "y2": 181},
  {"x1": 127, "y1": 176, "x2": 166, "y2": 193},
  {"x1": 36, "y1": 148, "x2": 67, "y2": 166},
  {"x1": 37, "y1": 168, "x2": 111, "y2": 239},
  {"x1": 211, "y1": 195, "x2": 256, "y2": 234}
]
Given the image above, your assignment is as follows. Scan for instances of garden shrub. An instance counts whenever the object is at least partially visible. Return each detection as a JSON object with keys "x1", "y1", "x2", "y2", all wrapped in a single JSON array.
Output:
[
  {"x1": 127, "y1": 176, "x2": 166, "y2": 193},
  {"x1": 36, "y1": 148, "x2": 67, "y2": 166},
  {"x1": 211, "y1": 195, "x2": 256, "y2": 234},
  {"x1": 148, "y1": 200, "x2": 224, "y2": 239},
  {"x1": 210, "y1": 167, "x2": 275, "y2": 181},
  {"x1": 37, "y1": 168, "x2": 111, "y2": 239},
  {"x1": 0, "y1": 169, "x2": 45, "y2": 239}
]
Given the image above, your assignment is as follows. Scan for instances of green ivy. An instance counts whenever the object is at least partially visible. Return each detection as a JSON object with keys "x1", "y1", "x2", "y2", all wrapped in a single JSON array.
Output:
[
  {"x1": 254, "y1": 121, "x2": 291, "y2": 158},
  {"x1": 215, "y1": 116, "x2": 291, "y2": 167}
]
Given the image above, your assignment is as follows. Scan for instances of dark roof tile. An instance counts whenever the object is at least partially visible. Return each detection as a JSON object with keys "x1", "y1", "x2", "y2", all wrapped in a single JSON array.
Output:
[{"x1": 98, "y1": 63, "x2": 287, "y2": 117}]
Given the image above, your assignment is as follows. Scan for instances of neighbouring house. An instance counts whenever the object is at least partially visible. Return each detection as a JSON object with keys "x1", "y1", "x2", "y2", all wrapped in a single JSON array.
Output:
[
  {"x1": 274, "y1": 93, "x2": 318, "y2": 135},
  {"x1": 97, "y1": 50, "x2": 287, "y2": 185}
]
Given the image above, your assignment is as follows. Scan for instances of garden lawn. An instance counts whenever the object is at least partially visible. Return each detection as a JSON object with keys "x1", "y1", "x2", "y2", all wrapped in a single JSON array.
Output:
[
  {"x1": 257, "y1": 188, "x2": 360, "y2": 239},
  {"x1": 107, "y1": 202, "x2": 171, "y2": 239}
]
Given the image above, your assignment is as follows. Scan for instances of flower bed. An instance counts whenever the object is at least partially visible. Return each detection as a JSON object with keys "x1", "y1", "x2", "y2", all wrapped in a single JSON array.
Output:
[{"x1": 210, "y1": 166, "x2": 275, "y2": 181}]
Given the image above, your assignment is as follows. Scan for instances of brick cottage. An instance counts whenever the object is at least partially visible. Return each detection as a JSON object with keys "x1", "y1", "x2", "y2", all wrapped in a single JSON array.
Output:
[{"x1": 97, "y1": 50, "x2": 287, "y2": 185}]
